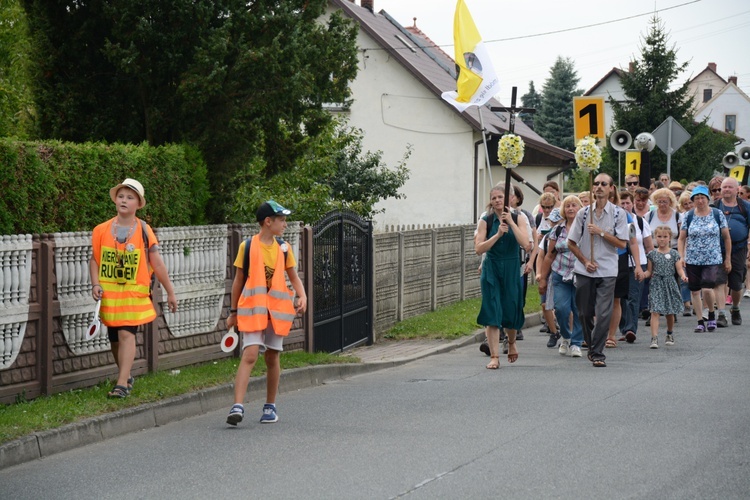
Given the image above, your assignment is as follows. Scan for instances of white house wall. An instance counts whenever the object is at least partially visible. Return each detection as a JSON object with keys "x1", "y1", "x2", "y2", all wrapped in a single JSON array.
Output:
[
  {"x1": 343, "y1": 24, "x2": 478, "y2": 229},
  {"x1": 694, "y1": 86, "x2": 750, "y2": 143},
  {"x1": 586, "y1": 73, "x2": 627, "y2": 136}
]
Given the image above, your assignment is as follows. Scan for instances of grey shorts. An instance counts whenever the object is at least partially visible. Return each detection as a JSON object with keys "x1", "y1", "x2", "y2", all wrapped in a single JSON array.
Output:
[{"x1": 241, "y1": 324, "x2": 284, "y2": 353}]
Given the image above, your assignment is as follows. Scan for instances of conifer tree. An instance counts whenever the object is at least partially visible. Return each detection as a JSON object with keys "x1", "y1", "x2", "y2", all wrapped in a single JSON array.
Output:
[
  {"x1": 606, "y1": 16, "x2": 734, "y2": 183},
  {"x1": 535, "y1": 57, "x2": 583, "y2": 151},
  {"x1": 520, "y1": 81, "x2": 542, "y2": 130}
]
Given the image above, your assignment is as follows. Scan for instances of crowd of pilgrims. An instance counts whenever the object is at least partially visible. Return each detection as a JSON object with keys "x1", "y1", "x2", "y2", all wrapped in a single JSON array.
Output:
[{"x1": 474, "y1": 173, "x2": 750, "y2": 369}]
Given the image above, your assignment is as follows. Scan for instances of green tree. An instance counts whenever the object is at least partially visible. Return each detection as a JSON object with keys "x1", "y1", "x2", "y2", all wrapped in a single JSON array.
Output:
[
  {"x1": 227, "y1": 121, "x2": 410, "y2": 224},
  {"x1": 535, "y1": 57, "x2": 583, "y2": 151},
  {"x1": 21, "y1": 0, "x2": 360, "y2": 221},
  {"x1": 605, "y1": 16, "x2": 736, "y2": 183},
  {"x1": 520, "y1": 80, "x2": 542, "y2": 130},
  {"x1": 0, "y1": 0, "x2": 34, "y2": 138}
]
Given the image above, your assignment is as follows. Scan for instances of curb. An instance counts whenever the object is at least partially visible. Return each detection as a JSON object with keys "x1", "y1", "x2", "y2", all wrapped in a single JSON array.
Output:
[{"x1": 0, "y1": 311, "x2": 542, "y2": 470}]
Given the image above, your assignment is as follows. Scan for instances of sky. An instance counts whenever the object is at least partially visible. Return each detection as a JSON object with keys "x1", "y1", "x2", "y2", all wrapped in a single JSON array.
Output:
[{"x1": 373, "y1": 0, "x2": 750, "y2": 105}]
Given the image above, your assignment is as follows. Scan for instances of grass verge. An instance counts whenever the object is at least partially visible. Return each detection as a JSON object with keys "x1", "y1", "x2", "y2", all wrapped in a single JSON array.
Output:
[{"x1": 384, "y1": 293, "x2": 541, "y2": 340}]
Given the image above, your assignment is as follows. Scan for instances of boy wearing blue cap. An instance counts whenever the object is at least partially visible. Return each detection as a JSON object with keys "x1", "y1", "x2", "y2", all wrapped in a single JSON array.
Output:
[{"x1": 225, "y1": 200, "x2": 307, "y2": 425}]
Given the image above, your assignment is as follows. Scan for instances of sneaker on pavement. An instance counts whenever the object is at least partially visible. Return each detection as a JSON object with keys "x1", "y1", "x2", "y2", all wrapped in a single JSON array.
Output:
[
  {"x1": 516, "y1": 329, "x2": 524, "y2": 341},
  {"x1": 683, "y1": 306, "x2": 692, "y2": 317},
  {"x1": 558, "y1": 339, "x2": 570, "y2": 355},
  {"x1": 716, "y1": 312, "x2": 728, "y2": 328},
  {"x1": 502, "y1": 338, "x2": 509, "y2": 355},
  {"x1": 570, "y1": 345, "x2": 582, "y2": 357},
  {"x1": 744, "y1": 289, "x2": 750, "y2": 299},
  {"x1": 547, "y1": 332, "x2": 560, "y2": 348},
  {"x1": 731, "y1": 308, "x2": 742, "y2": 325},
  {"x1": 706, "y1": 319, "x2": 717, "y2": 332},
  {"x1": 726, "y1": 295, "x2": 734, "y2": 305},
  {"x1": 650, "y1": 336, "x2": 659, "y2": 349},
  {"x1": 226, "y1": 404, "x2": 244, "y2": 426},
  {"x1": 645, "y1": 317, "x2": 651, "y2": 327},
  {"x1": 665, "y1": 334, "x2": 674, "y2": 346},
  {"x1": 260, "y1": 403, "x2": 278, "y2": 423},
  {"x1": 539, "y1": 323, "x2": 550, "y2": 333},
  {"x1": 479, "y1": 339, "x2": 490, "y2": 356},
  {"x1": 625, "y1": 331, "x2": 636, "y2": 344}
]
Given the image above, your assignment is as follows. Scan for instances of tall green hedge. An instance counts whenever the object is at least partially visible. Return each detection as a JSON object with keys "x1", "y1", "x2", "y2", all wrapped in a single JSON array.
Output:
[{"x1": 0, "y1": 139, "x2": 209, "y2": 234}]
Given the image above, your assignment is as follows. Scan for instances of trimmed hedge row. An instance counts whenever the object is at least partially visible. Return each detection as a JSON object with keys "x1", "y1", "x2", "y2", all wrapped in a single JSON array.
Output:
[{"x1": 0, "y1": 139, "x2": 209, "y2": 234}]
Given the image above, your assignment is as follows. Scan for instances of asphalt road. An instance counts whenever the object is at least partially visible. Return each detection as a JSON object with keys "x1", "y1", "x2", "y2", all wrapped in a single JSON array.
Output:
[{"x1": 2, "y1": 315, "x2": 749, "y2": 499}]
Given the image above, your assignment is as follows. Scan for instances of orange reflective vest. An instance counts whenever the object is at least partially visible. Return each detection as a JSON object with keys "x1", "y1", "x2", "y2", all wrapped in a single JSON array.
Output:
[
  {"x1": 237, "y1": 234, "x2": 295, "y2": 336},
  {"x1": 92, "y1": 218, "x2": 156, "y2": 327}
]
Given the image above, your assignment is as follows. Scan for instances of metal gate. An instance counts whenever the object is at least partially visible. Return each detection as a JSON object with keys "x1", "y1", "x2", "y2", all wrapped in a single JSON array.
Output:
[{"x1": 312, "y1": 210, "x2": 373, "y2": 353}]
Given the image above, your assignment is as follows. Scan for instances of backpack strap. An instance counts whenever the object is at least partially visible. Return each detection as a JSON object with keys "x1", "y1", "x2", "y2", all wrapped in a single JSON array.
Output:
[
  {"x1": 139, "y1": 219, "x2": 155, "y2": 295},
  {"x1": 242, "y1": 236, "x2": 288, "y2": 281},
  {"x1": 684, "y1": 209, "x2": 694, "y2": 231}
]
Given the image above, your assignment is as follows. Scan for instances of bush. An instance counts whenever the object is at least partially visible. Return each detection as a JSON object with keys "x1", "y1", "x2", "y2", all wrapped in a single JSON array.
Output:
[{"x1": 0, "y1": 139, "x2": 209, "y2": 234}]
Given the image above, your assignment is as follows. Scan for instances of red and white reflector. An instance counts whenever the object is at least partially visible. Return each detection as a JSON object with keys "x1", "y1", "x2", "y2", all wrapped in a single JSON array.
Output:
[
  {"x1": 85, "y1": 300, "x2": 102, "y2": 341},
  {"x1": 221, "y1": 328, "x2": 239, "y2": 353}
]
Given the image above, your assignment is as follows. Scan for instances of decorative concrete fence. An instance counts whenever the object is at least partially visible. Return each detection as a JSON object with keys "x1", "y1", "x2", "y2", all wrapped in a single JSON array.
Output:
[{"x1": 0, "y1": 220, "x2": 480, "y2": 402}]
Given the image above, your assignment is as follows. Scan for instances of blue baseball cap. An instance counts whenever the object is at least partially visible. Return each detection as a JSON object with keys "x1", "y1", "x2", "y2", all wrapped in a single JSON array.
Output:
[
  {"x1": 547, "y1": 207, "x2": 563, "y2": 223},
  {"x1": 690, "y1": 185, "x2": 710, "y2": 200}
]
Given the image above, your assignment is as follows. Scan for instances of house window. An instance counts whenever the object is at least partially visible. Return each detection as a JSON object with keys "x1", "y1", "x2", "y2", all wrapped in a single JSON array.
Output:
[
  {"x1": 703, "y1": 89, "x2": 712, "y2": 102},
  {"x1": 725, "y1": 115, "x2": 736, "y2": 134}
]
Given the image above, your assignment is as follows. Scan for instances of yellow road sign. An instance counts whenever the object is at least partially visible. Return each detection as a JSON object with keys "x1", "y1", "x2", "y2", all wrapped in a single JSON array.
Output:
[
  {"x1": 573, "y1": 96, "x2": 605, "y2": 142},
  {"x1": 625, "y1": 150, "x2": 641, "y2": 176}
]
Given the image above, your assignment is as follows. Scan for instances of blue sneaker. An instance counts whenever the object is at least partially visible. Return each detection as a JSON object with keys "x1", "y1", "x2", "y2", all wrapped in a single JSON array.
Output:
[
  {"x1": 260, "y1": 403, "x2": 278, "y2": 423},
  {"x1": 226, "y1": 404, "x2": 244, "y2": 426}
]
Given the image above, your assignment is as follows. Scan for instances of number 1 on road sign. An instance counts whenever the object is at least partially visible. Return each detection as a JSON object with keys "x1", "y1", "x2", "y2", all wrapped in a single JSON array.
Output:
[{"x1": 573, "y1": 96, "x2": 605, "y2": 143}]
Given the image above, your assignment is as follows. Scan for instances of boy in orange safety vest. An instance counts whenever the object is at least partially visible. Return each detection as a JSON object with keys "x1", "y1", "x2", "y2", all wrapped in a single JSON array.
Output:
[
  {"x1": 90, "y1": 178, "x2": 178, "y2": 399},
  {"x1": 226, "y1": 200, "x2": 307, "y2": 425}
]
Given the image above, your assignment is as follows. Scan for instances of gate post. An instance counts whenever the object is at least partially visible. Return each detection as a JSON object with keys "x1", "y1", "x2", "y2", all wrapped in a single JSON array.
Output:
[{"x1": 302, "y1": 225, "x2": 314, "y2": 353}]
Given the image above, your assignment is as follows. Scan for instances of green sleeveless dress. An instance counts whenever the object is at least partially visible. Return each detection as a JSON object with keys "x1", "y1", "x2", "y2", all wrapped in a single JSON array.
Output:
[{"x1": 477, "y1": 213, "x2": 524, "y2": 330}]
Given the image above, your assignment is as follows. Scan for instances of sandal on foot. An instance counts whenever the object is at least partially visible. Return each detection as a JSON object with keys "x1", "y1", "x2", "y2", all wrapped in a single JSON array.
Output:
[
  {"x1": 486, "y1": 356, "x2": 500, "y2": 370},
  {"x1": 593, "y1": 360, "x2": 607, "y2": 368},
  {"x1": 605, "y1": 339, "x2": 617, "y2": 348},
  {"x1": 107, "y1": 385, "x2": 129, "y2": 398},
  {"x1": 507, "y1": 340, "x2": 518, "y2": 364}
]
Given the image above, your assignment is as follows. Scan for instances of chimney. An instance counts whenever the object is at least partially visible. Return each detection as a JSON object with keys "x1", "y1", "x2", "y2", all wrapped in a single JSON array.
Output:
[
  {"x1": 708, "y1": 62, "x2": 717, "y2": 73},
  {"x1": 729, "y1": 76, "x2": 738, "y2": 86},
  {"x1": 361, "y1": 0, "x2": 374, "y2": 11}
]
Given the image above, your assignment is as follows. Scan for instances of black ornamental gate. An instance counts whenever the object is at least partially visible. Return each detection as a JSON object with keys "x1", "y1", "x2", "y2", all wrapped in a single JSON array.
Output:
[{"x1": 312, "y1": 210, "x2": 373, "y2": 353}]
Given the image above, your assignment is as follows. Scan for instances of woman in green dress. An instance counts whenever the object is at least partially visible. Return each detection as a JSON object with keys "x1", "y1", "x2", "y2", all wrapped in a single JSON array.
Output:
[{"x1": 476, "y1": 184, "x2": 532, "y2": 369}]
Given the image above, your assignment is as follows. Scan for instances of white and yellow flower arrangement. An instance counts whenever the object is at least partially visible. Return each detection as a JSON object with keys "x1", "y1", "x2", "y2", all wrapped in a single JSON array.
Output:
[
  {"x1": 497, "y1": 133, "x2": 524, "y2": 168},
  {"x1": 575, "y1": 136, "x2": 602, "y2": 172}
]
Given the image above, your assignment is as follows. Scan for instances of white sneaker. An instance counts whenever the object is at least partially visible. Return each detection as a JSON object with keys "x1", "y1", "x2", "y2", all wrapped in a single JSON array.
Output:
[
  {"x1": 665, "y1": 334, "x2": 674, "y2": 346},
  {"x1": 650, "y1": 336, "x2": 659, "y2": 349},
  {"x1": 744, "y1": 289, "x2": 750, "y2": 299},
  {"x1": 570, "y1": 345, "x2": 582, "y2": 357},
  {"x1": 558, "y1": 339, "x2": 570, "y2": 355}
]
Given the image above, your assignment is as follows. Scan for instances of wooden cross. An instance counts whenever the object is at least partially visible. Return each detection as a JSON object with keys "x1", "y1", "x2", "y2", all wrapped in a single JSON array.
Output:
[{"x1": 490, "y1": 87, "x2": 536, "y2": 211}]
